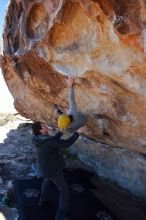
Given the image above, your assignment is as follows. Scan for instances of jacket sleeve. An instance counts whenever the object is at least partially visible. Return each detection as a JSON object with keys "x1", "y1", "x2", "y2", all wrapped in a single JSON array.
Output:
[
  {"x1": 57, "y1": 132, "x2": 79, "y2": 148},
  {"x1": 68, "y1": 87, "x2": 77, "y2": 114},
  {"x1": 53, "y1": 131, "x2": 63, "y2": 139}
]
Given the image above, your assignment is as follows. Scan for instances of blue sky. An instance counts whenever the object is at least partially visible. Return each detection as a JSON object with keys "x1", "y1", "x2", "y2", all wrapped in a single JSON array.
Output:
[{"x1": 0, "y1": 0, "x2": 9, "y2": 38}]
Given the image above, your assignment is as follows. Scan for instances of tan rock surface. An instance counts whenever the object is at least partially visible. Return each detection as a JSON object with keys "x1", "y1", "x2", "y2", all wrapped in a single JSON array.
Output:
[{"x1": 1, "y1": 0, "x2": 146, "y2": 154}]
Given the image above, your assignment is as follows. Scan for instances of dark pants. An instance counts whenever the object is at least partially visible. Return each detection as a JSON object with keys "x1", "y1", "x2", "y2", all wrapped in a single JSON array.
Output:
[{"x1": 40, "y1": 172, "x2": 69, "y2": 220}]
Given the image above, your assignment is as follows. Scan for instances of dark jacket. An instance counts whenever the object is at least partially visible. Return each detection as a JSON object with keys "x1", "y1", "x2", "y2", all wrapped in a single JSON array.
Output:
[{"x1": 33, "y1": 131, "x2": 79, "y2": 178}]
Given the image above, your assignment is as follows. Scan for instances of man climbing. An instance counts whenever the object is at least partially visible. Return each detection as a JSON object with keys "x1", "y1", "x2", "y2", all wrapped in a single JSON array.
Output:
[
  {"x1": 31, "y1": 121, "x2": 85, "y2": 220},
  {"x1": 55, "y1": 77, "x2": 86, "y2": 132}
]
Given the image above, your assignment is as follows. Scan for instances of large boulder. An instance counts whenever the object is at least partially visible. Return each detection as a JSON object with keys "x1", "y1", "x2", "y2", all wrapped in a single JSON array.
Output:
[{"x1": 1, "y1": 0, "x2": 146, "y2": 198}]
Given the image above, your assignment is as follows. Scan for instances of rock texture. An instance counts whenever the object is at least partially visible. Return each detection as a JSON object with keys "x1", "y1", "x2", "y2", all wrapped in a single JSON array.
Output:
[{"x1": 1, "y1": 0, "x2": 146, "y2": 198}]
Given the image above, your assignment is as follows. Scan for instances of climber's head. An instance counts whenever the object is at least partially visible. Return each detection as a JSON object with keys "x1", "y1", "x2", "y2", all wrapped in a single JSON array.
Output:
[
  {"x1": 57, "y1": 114, "x2": 73, "y2": 129},
  {"x1": 31, "y1": 121, "x2": 49, "y2": 136}
]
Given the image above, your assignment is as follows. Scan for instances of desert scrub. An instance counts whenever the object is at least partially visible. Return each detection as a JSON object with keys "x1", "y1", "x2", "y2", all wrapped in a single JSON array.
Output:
[{"x1": 0, "y1": 113, "x2": 16, "y2": 126}]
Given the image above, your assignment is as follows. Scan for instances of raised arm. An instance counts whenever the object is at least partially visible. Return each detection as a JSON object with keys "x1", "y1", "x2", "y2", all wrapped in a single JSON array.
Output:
[
  {"x1": 57, "y1": 126, "x2": 86, "y2": 148},
  {"x1": 53, "y1": 130, "x2": 63, "y2": 139},
  {"x1": 56, "y1": 132, "x2": 79, "y2": 148}
]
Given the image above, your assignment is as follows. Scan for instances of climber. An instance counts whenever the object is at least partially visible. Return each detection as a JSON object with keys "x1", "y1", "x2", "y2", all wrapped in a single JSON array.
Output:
[
  {"x1": 54, "y1": 76, "x2": 86, "y2": 132},
  {"x1": 31, "y1": 121, "x2": 85, "y2": 220}
]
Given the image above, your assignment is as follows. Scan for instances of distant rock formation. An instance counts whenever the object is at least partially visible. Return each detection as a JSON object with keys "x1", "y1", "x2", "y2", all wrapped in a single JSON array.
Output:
[
  {"x1": 0, "y1": 39, "x2": 3, "y2": 55},
  {"x1": 1, "y1": 0, "x2": 146, "y2": 199}
]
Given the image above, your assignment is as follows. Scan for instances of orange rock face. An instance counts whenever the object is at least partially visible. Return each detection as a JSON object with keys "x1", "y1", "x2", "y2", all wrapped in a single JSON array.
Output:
[{"x1": 1, "y1": 0, "x2": 146, "y2": 154}]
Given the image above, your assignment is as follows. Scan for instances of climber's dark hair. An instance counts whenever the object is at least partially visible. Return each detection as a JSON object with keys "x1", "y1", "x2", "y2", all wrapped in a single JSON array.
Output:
[{"x1": 31, "y1": 121, "x2": 42, "y2": 136}]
